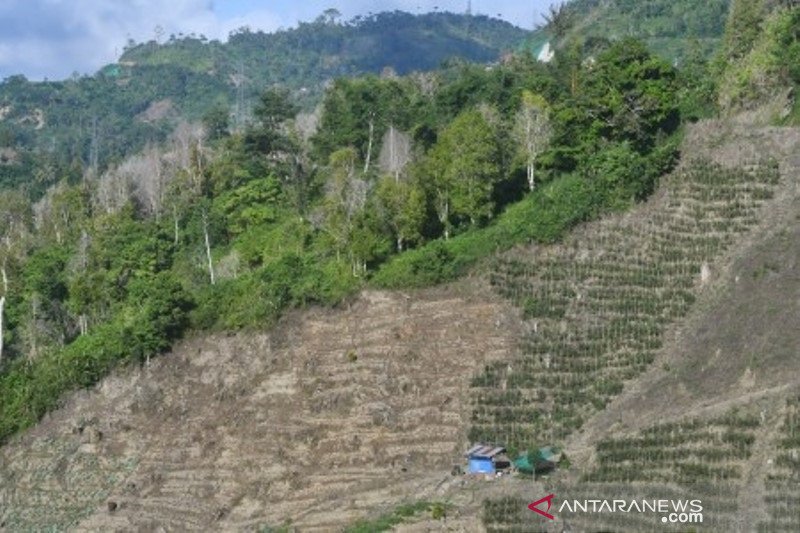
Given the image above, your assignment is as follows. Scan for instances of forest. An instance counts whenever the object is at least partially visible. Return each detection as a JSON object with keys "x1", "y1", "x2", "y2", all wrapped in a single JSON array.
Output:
[
  {"x1": 0, "y1": 0, "x2": 798, "y2": 447},
  {"x1": 0, "y1": 11, "x2": 528, "y2": 196}
]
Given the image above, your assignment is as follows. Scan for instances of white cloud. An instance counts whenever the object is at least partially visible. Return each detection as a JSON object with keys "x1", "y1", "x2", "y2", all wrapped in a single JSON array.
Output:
[
  {"x1": 0, "y1": 0, "x2": 245, "y2": 80},
  {"x1": 218, "y1": 9, "x2": 283, "y2": 37}
]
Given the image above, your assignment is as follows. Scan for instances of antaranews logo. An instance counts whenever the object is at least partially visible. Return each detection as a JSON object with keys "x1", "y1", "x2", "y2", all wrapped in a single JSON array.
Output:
[
  {"x1": 528, "y1": 494, "x2": 704, "y2": 525},
  {"x1": 528, "y1": 494, "x2": 555, "y2": 520}
]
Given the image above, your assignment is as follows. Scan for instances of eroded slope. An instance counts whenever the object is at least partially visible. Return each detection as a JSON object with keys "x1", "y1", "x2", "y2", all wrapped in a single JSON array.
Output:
[{"x1": 0, "y1": 285, "x2": 521, "y2": 531}]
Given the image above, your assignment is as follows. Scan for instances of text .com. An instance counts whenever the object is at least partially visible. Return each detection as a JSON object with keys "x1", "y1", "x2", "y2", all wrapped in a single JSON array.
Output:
[
  {"x1": 662, "y1": 511, "x2": 704, "y2": 524},
  {"x1": 530, "y1": 494, "x2": 704, "y2": 525}
]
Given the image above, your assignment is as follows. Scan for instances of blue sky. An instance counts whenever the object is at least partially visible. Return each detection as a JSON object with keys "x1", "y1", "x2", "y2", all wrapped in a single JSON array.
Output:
[{"x1": 0, "y1": 0, "x2": 550, "y2": 81}]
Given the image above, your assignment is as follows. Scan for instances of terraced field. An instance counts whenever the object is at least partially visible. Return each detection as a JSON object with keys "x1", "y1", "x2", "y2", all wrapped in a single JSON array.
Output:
[
  {"x1": 1, "y1": 121, "x2": 798, "y2": 532},
  {"x1": 474, "y1": 158, "x2": 781, "y2": 449},
  {"x1": 761, "y1": 396, "x2": 800, "y2": 532},
  {"x1": 476, "y1": 121, "x2": 800, "y2": 531},
  {"x1": 484, "y1": 407, "x2": 758, "y2": 532},
  {"x1": 0, "y1": 287, "x2": 521, "y2": 531}
]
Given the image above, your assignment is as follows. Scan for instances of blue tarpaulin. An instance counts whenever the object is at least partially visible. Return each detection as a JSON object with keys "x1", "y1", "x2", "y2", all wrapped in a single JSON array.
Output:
[{"x1": 468, "y1": 457, "x2": 496, "y2": 474}]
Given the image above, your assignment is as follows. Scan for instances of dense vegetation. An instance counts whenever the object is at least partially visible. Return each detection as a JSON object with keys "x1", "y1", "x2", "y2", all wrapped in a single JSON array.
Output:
[
  {"x1": 0, "y1": 12, "x2": 528, "y2": 195},
  {"x1": 541, "y1": 0, "x2": 731, "y2": 62},
  {"x1": 2, "y1": 0, "x2": 797, "y2": 449},
  {"x1": 0, "y1": 33, "x2": 689, "y2": 445},
  {"x1": 715, "y1": 0, "x2": 800, "y2": 119}
]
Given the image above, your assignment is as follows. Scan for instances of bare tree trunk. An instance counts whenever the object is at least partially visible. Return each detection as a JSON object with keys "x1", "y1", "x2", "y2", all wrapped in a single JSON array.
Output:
[
  {"x1": 363, "y1": 118, "x2": 374, "y2": 174},
  {"x1": 0, "y1": 295, "x2": 4, "y2": 364},
  {"x1": 0, "y1": 264, "x2": 7, "y2": 364},
  {"x1": 172, "y1": 204, "x2": 180, "y2": 246},
  {"x1": 528, "y1": 161, "x2": 536, "y2": 191},
  {"x1": 202, "y1": 210, "x2": 216, "y2": 286},
  {"x1": 389, "y1": 127, "x2": 399, "y2": 182},
  {"x1": 80, "y1": 314, "x2": 87, "y2": 336}
]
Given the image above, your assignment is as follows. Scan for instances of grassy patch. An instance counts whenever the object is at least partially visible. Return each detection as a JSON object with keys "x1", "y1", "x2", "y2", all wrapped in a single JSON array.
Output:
[
  {"x1": 371, "y1": 174, "x2": 598, "y2": 288},
  {"x1": 345, "y1": 501, "x2": 447, "y2": 533}
]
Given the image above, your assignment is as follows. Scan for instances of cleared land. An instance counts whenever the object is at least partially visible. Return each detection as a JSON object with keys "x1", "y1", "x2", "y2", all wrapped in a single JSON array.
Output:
[
  {"x1": 0, "y1": 285, "x2": 521, "y2": 531},
  {"x1": 1, "y1": 121, "x2": 799, "y2": 532}
]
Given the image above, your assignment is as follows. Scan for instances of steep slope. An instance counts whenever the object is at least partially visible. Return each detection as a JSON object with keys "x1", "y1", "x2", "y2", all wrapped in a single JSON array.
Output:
[
  {"x1": 1, "y1": 120, "x2": 798, "y2": 532},
  {"x1": 479, "y1": 121, "x2": 800, "y2": 531},
  {"x1": 0, "y1": 284, "x2": 522, "y2": 531},
  {"x1": 530, "y1": 0, "x2": 730, "y2": 62}
]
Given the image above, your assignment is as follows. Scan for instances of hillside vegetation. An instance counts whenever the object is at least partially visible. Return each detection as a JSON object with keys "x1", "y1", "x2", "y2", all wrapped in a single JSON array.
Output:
[
  {"x1": 1, "y1": 1, "x2": 800, "y2": 531},
  {"x1": 0, "y1": 12, "x2": 528, "y2": 194},
  {"x1": 1, "y1": 117, "x2": 797, "y2": 532},
  {"x1": 538, "y1": 0, "x2": 731, "y2": 62},
  {"x1": 0, "y1": 33, "x2": 689, "y2": 448},
  {"x1": 715, "y1": 0, "x2": 800, "y2": 119},
  {"x1": 482, "y1": 119, "x2": 800, "y2": 532}
]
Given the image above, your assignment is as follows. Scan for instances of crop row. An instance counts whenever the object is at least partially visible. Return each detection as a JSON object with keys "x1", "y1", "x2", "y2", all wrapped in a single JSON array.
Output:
[
  {"x1": 473, "y1": 159, "x2": 780, "y2": 451},
  {"x1": 760, "y1": 397, "x2": 800, "y2": 532},
  {"x1": 584, "y1": 412, "x2": 760, "y2": 484}
]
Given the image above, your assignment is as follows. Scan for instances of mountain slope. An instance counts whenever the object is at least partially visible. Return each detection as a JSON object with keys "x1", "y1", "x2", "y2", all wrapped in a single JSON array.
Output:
[
  {"x1": 532, "y1": 0, "x2": 731, "y2": 62},
  {"x1": 120, "y1": 11, "x2": 528, "y2": 86},
  {"x1": 1, "y1": 119, "x2": 798, "y2": 532},
  {"x1": 481, "y1": 119, "x2": 800, "y2": 532},
  {"x1": 0, "y1": 12, "x2": 528, "y2": 191},
  {"x1": 0, "y1": 284, "x2": 522, "y2": 531}
]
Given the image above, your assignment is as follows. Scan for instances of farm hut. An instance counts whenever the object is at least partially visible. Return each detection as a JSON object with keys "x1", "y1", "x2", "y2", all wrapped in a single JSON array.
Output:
[
  {"x1": 465, "y1": 444, "x2": 509, "y2": 475},
  {"x1": 514, "y1": 446, "x2": 562, "y2": 475}
]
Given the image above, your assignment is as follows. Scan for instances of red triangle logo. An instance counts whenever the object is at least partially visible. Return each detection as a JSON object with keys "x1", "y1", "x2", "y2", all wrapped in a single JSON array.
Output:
[{"x1": 528, "y1": 494, "x2": 555, "y2": 520}]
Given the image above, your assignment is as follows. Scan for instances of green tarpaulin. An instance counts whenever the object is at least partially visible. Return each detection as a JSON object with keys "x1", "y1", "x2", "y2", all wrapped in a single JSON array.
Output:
[{"x1": 514, "y1": 447, "x2": 559, "y2": 474}]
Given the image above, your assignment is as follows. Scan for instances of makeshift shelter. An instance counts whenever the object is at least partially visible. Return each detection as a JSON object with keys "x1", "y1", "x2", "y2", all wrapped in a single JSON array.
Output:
[
  {"x1": 514, "y1": 447, "x2": 562, "y2": 475},
  {"x1": 464, "y1": 444, "x2": 509, "y2": 475}
]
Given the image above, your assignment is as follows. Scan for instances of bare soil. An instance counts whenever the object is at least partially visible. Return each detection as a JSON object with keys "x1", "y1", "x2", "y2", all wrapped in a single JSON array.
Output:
[
  {"x1": 2, "y1": 121, "x2": 800, "y2": 532},
  {"x1": 0, "y1": 282, "x2": 522, "y2": 531}
]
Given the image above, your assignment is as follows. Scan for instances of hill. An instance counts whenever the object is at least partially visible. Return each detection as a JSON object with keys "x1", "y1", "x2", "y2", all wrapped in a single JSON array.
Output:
[
  {"x1": 119, "y1": 11, "x2": 527, "y2": 93},
  {"x1": 530, "y1": 0, "x2": 731, "y2": 62},
  {"x1": 1, "y1": 118, "x2": 797, "y2": 532},
  {"x1": 0, "y1": 11, "x2": 529, "y2": 192},
  {"x1": 2, "y1": 2, "x2": 800, "y2": 531}
]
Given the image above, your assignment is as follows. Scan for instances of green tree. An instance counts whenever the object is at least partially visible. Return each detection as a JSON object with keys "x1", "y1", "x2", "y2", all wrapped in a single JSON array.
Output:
[
  {"x1": 376, "y1": 176, "x2": 426, "y2": 251},
  {"x1": 313, "y1": 77, "x2": 413, "y2": 167},
  {"x1": 244, "y1": 88, "x2": 300, "y2": 175},
  {"x1": 578, "y1": 39, "x2": 679, "y2": 151},
  {"x1": 203, "y1": 105, "x2": 230, "y2": 141},
  {"x1": 214, "y1": 175, "x2": 282, "y2": 236},
  {"x1": 722, "y1": 0, "x2": 766, "y2": 61},
  {"x1": 425, "y1": 109, "x2": 501, "y2": 236}
]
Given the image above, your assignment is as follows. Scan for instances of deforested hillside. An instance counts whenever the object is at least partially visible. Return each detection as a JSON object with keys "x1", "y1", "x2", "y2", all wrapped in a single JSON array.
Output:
[
  {"x1": 473, "y1": 123, "x2": 789, "y2": 450},
  {"x1": 0, "y1": 285, "x2": 522, "y2": 531},
  {"x1": 1, "y1": 119, "x2": 798, "y2": 532},
  {"x1": 479, "y1": 121, "x2": 800, "y2": 532},
  {"x1": 3, "y1": 2, "x2": 800, "y2": 532}
]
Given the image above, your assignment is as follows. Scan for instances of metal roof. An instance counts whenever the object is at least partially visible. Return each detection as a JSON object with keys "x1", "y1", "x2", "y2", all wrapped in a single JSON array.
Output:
[{"x1": 465, "y1": 443, "x2": 506, "y2": 458}]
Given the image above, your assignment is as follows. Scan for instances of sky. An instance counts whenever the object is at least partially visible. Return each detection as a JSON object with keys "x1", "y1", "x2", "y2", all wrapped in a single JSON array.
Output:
[{"x1": 0, "y1": 0, "x2": 551, "y2": 81}]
